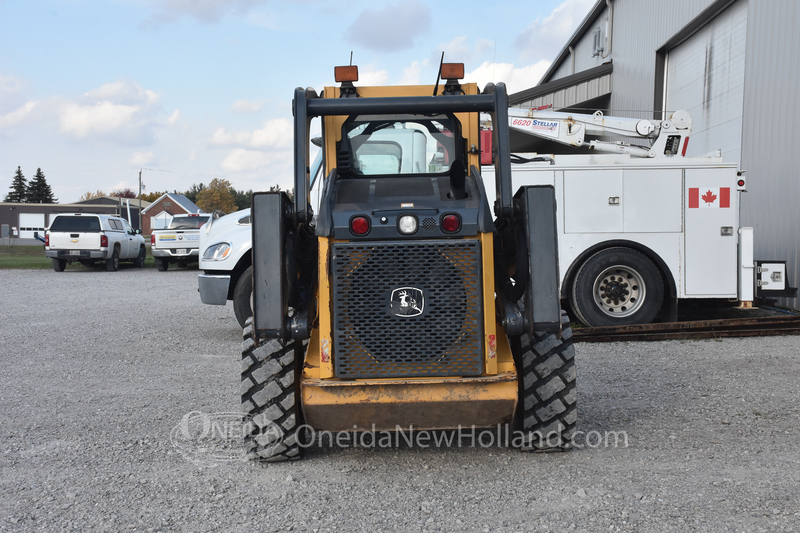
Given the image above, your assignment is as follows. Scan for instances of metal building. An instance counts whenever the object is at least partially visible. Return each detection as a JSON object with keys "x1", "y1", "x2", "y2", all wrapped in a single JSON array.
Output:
[{"x1": 510, "y1": 0, "x2": 799, "y2": 307}]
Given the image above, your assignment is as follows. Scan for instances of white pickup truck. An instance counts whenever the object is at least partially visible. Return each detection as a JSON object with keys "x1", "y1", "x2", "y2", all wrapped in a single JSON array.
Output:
[
  {"x1": 150, "y1": 213, "x2": 210, "y2": 271},
  {"x1": 45, "y1": 213, "x2": 146, "y2": 272}
]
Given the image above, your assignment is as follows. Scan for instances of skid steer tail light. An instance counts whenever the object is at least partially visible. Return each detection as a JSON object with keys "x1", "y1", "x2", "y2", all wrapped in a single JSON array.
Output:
[
  {"x1": 350, "y1": 216, "x2": 370, "y2": 235},
  {"x1": 100, "y1": 235, "x2": 108, "y2": 248},
  {"x1": 681, "y1": 137, "x2": 690, "y2": 157},
  {"x1": 441, "y1": 214, "x2": 461, "y2": 233}
]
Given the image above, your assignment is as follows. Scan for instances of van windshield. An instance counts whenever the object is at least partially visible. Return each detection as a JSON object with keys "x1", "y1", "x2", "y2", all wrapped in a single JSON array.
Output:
[
  {"x1": 343, "y1": 114, "x2": 459, "y2": 176},
  {"x1": 50, "y1": 216, "x2": 101, "y2": 233}
]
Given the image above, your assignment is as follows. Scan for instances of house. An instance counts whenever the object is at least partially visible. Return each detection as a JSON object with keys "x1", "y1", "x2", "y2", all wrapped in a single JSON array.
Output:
[
  {"x1": 140, "y1": 193, "x2": 204, "y2": 235},
  {"x1": 511, "y1": 0, "x2": 799, "y2": 306},
  {"x1": 71, "y1": 196, "x2": 151, "y2": 231}
]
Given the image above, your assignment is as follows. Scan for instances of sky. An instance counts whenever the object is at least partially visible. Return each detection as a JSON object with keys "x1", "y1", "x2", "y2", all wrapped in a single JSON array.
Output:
[{"x1": 0, "y1": 0, "x2": 595, "y2": 203}]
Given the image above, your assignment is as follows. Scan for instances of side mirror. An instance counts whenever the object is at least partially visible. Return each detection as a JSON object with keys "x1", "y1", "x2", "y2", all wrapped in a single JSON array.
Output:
[{"x1": 135, "y1": 229, "x2": 142, "y2": 235}]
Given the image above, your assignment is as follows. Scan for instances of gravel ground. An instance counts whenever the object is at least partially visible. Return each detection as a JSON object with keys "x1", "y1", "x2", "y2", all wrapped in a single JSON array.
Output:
[{"x1": 1, "y1": 267, "x2": 799, "y2": 532}]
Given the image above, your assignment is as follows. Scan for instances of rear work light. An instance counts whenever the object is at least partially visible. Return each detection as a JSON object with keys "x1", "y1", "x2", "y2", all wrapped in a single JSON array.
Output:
[
  {"x1": 335, "y1": 66, "x2": 359, "y2": 83},
  {"x1": 441, "y1": 214, "x2": 461, "y2": 233},
  {"x1": 350, "y1": 216, "x2": 370, "y2": 235},
  {"x1": 100, "y1": 235, "x2": 108, "y2": 247},
  {"x1": 441, "y1": 63, "x2": 465, "y2": 80}
]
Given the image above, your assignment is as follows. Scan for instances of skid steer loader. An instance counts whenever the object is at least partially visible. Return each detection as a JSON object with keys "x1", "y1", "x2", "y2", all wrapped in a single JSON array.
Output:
[{"x1": 242, "y1": 63, "x2": 576, "y2": 461}]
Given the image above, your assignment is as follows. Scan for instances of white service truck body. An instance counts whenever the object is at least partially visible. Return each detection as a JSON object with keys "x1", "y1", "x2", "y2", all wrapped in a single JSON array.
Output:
[{"x1": 150, "y1": 213, "x2": 210, "y2": 271}]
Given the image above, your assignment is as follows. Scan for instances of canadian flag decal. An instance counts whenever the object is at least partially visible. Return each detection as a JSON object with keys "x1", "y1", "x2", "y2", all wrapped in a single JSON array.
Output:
[{"x1": 689, "y1": 187, "x2": 730, "y2": 208}]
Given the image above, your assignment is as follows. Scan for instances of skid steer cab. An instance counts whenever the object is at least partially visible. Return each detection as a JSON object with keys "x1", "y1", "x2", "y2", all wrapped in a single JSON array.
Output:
[{"x1": 243, "y1": 63, "x2": 577, "y2": 461}]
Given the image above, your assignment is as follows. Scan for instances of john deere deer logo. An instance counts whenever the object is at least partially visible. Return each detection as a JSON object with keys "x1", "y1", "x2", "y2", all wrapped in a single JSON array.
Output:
[{"x1": 390, "y1": 287, "x2": 424, "y2": 318}]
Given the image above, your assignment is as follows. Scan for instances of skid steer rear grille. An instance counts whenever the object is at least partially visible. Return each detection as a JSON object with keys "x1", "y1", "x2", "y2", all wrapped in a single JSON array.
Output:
[{"x1": 332, "y1": 240, "x2": 484, "y2": 378}]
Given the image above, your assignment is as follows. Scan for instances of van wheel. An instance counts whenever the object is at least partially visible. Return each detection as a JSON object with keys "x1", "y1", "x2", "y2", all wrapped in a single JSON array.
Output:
[
  {"x1": 106, "y1": 248, "x2": 120, "y2": 272},
  {"x1": 570, "y1": 247, "x2": 663, "y2": 327},
  {"x1": 134, "y1": 246, "x2": 146, "y2": 268},
  {"x1": 511, "y1": 311, "x2": 577, "y2": 451},
  {"x1": 241, "y1": 318, "x2": 305, "y2": 462},
  {"x1": 52, "y1": 259, "x2": 66, "y2": 272},
  {"x1": 233, "y1": 266, "x2": 253, "y2": 328},
  {"x1": 156, "y1": 258, "x2": 168, "y2": 271}
]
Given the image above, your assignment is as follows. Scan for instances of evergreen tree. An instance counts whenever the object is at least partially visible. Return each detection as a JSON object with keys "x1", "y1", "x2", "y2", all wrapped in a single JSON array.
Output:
[
  {"x1": 4, "y1": 166, "x2": 27, "y2": 203},
  {"x1": 26, "y1": 168, "x2": 58, "y2": 203}
]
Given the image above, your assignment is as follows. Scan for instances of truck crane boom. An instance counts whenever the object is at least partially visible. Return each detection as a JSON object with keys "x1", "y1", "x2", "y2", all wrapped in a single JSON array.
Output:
[{"x1": 506, "y1": 107, "x2": 692, "y2": 158}]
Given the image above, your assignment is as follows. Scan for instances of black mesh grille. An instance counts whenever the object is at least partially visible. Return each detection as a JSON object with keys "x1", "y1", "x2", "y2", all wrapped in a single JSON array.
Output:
[
  {"x1": 332, "y1": 240, "x2": 483, "y2": 378},
  {"x1": 422, "y1": 217, "x2": 436, "y2": 231}
]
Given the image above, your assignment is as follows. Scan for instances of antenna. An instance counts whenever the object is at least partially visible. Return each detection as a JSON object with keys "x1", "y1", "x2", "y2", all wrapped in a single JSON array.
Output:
[
  {"x1": 349, "y1": 51, "x2": 353, "y2": 66},
  {"x1": 432, "y1": 51, "x2": 444, "y2": 96}
]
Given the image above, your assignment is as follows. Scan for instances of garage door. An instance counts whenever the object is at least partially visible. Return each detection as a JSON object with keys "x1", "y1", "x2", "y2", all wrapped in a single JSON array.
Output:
[
  {"x1": 664, "y1": 0, "x2": 748, "y2": 165},
  {"x1": 19, "y1": 213, "x2": 46, "y2": 239}
]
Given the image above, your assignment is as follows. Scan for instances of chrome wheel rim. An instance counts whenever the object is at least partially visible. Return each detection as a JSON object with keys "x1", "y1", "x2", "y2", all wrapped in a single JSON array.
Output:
[{"x1": 592, "y1": 265, "x2": 645, "y2": 318}]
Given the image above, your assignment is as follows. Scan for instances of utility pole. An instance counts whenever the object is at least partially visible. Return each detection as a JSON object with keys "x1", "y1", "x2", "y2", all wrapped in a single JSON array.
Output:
[{"x1": 138, "y1": 169, "x2": 142, "y2": 231}]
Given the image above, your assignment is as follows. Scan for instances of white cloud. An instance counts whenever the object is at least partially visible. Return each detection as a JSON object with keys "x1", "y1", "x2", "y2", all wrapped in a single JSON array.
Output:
[
  {"x1": 210, "y1": 118, "x2": 292, "y2": 151},
  {"x1": 0, "y1": 102, "x2": 36, "y2": 130},
  {"x1": 220, "y1": 148, "x2": 287, "y2": 172},
  {"x1": 514, "y1": 0, "x2": 595, "y2": 61},
  {"x1": 231, "y1": 99, "x2": 265, "y2": 113},
  {"x1": 143, "y1": 0, "x2": 269, "y2": 26},
  {"x1": 347, "y1": 0, "x2": 431, "y2": 52},
  {"x1": 168, "y1": 109, "x2": 180, "y2": 125},
  {"x1": 0, "y1": 73, "x2": 30, "y2": 114},
  {"x1": 399, "y1": 61, "x2": 424, "y2": 85},
  {"x1": 465, "y1": 60, "x2": 552, "y2": 95},
  {"x1": 439, "y1": 37, "x2": 471, "y2": 62},
  {"x1": 58, "y1": 79, "x2": 162, "y2": 145},
  {"x1": 129, "y1": 151, "x2": 155, "y2": 165},
  {"x1": 357, "y1": 67, "x2": 390, "y2": 87},
  {"x1": 189, "y1": 150, "x2": 197, "y2": 161}
]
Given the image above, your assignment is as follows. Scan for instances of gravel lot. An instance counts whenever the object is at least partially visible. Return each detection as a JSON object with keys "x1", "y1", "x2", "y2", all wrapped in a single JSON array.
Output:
[{"x1": 1, "y1": 267, "x2": 799, "y2": 532}]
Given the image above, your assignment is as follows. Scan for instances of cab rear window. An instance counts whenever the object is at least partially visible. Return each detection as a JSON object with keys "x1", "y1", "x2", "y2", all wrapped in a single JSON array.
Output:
[
  {"x1": 168, "y1": 216, "x2": 210, "y2": 230},
  {"x1": 50, "y1": 216, "x2": 101, "y2": 233}
]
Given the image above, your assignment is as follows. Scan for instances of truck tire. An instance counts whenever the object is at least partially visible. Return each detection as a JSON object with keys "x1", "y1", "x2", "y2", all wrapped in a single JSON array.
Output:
[
  {"x1": 134, "y1": 246, "x2": 146, "y2": 268},
  {"x1": 570, "y1": 247, "x2": 663, "y2": 327},
  {"x1": 106, "y1": 247, "x2": 120, "y2": 272},
  {"x1": 512, "y1": 311, "x2": 577, "y2": 451},
  {"x1": 241, "y1": 318, "x2": 305, "y2": 462},
  {"x1": 233, "y1": 266, "x2": 253, "y2": 328},
  {"x1": 52, "y1": 258, "x2": 66, "y2": 272},
  {"x1": 156, "y1": 258, "x2": 168, "y2": 271}
]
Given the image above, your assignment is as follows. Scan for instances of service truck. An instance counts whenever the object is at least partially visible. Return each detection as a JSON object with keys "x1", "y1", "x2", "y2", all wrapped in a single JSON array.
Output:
[{"x1": 481, "y1": 108, "x2": 795, "y2": 326}]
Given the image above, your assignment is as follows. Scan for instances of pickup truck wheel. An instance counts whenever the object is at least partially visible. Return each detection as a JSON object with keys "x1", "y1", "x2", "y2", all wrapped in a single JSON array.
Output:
[
  {"x1": 511, "y1": 311, "x2": 576, "y2": 451},
  {"x1": 106, "y1": 248, "x2": 120, "y2": 272},
  {"x1": 570, "y1": 247, "x2": 663, "y2": 327},
  {"x1": 233, "y1": 266, "x2": 253, "y2": 328},
  {"x1": 156, "y1": 258, "x2": 168, "y2": 271},
  {"x1": 241, "y1": 318, "x2": 305, "y2": 462},
  {"x1": 134, "y1": 246, "x2": 146, "y2": 268},
  {"x1": 52, "y1": 258, "x2": 66, "y2": 272}
]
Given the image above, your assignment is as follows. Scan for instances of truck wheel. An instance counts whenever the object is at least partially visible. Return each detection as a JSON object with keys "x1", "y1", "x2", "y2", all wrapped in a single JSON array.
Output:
[
  {"x1": 233, "y1": 266, "x2": 253, "y2": 328},
  {"x1": 52, "y1": 258, "x2": 66, "y2": 272},
  {"x1": 570, "y1": 247, "x2": 663, "y2": 327},
  {"x1": 106, "y1": 248, "x2": 120, "y2": 272},
  {"x1": 241, "y1": 318, "x2": 305, "y2": 462},
  {"x1": 134, "y1": 246, "x2": 146, "y2": 268},
  {"x1": 156, "y1": 258, "x2": 168, "y2": 271},
  {"x1": 512, "y1": 311, "x2": 577, "y2": 451}
]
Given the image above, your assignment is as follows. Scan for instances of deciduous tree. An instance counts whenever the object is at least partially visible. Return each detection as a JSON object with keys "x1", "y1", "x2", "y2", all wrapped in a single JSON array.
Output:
[{"x1": 196, "y1": 178, "x2": 236, "y2": 214}]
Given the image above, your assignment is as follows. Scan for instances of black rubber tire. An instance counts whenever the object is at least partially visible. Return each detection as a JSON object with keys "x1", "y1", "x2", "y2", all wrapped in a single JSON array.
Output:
[
  {"x1": 241, "y1": 318, "x2": 305, "y2": 462},
  {"x1": 134, "y1": 246, "x2": 146, "y2": 268},
  {"x1": 156, "y1": 258, "x2": 168, "y2": 271},
  {"x1": 52, "y1": 258, "x2": 66, "y2": 272},
  {"x1": 512, "y1": 311, "x2": 577, "y2": 451},
  {"x1": 106, "y1": 248, "x2": 119, "y2": 272},
  {"x1": 570, "y1": 247, "x2": 664, "y2": 327},
  {"x1": 233, "y1": 266, "x2": 253, "y2": 329}
]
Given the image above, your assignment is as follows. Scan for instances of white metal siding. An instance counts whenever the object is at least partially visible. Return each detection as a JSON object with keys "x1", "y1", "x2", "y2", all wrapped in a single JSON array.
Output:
[{"x1": 665, "y1": 0, "x2": 748, "y2": 164}]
